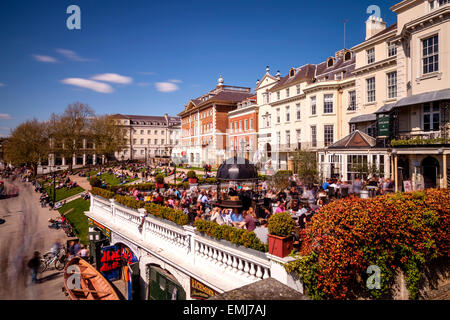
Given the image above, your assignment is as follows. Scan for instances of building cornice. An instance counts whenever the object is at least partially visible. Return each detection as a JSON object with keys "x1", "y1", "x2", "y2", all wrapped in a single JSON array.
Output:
[
  {"x1": 269, "y1": 94, "x2": 306, "y2": 107},
  {"x1": 351, "y1": 29, "x2": 397, "y2": 51},
  {"x1": 303, "y1": 78, "x2": 355, "y2": 94},
  {"x1": 390, "y1": 0, "x2": 418, "y2": 13},
  {"x1": 352, "y1": 57, "x2": 397, "y2": 76},
  {"x1": 400, "y1": 6, "x2": 450, "y2": 38}
]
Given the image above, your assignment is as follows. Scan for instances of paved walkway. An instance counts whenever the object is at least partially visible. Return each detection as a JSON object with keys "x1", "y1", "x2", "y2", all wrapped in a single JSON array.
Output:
[{"x1": 0, "y1": 180, "x2": 69, "y2": 300}]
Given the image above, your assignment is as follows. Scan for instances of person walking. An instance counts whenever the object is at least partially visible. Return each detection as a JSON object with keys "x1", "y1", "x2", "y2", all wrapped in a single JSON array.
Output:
[{"x1": 27, "y1": 251, "x2": 41, "y2": 284}]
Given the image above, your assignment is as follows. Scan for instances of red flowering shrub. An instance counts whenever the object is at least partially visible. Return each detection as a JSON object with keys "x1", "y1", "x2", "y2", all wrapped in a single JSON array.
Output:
[{"x1": 285, "y1": 189, "x2": 450, "y2": 300}]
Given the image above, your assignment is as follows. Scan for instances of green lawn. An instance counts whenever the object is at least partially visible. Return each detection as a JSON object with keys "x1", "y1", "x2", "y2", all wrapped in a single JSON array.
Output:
[
  {"x1": 45, "y1": 186, "x2": 84, "y2": 202},
  {"x1": 59, "y1": 198, "x2": 90, "y2": 245},
  {"x1": 88, "y1": 172, "x2": 138, "y2": 186}
]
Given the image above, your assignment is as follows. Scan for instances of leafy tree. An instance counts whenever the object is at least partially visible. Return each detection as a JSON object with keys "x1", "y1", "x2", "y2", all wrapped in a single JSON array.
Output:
[
  {"x1": 3, "y1": 119, "x2": 50, "y2": 176},
  {"x1": 293, "y1": 150, "x2": 318, "y2": 184},
  {"x1": 90, "y1": 114, "x2": 127, "y2": 162},
  {"x1": 51, "y1": 102, "x2": 95, "y2": 170}
]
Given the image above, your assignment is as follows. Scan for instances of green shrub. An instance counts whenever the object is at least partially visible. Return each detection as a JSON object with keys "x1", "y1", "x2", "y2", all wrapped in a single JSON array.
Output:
[
  {"x1": 193, "y1": 220, "x2": 267, "y2": 252},
  {"x1": 155, "y1": 174, "x2": 165, "y2": 184},
  {"x1": 114, "y1": 195, "x2": 145, "y2": 209},
  {"x1": 91, "y1": 187, "x2": 114, "y2": 199},
  {"x1": 187, "y1": 170, "x2": 197, "y2": 179},
  {"x1": 268, "y1": 212, "x2": 295, "y2": 237},
  {"x1": 89, "y1": 176, "x2": 102, "y2": 188},
  {"x1": 144, "y1": 203, "x2": 188, "y2": 226}
]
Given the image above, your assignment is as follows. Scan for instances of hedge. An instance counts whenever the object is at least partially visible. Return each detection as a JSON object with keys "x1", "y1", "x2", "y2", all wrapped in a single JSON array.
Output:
[
  {"x1": 114, "y1": 195, "x2": 145, "y2": 209},
  {"x1": 285, "y1": 189, "x2": 450, "y2": 300},
  {"x1": 194, "y1": 220, "x2": 267, "y2": 252},
  {"x1": 145, "y1": 203, "x2": 189, "y2": 226},
  {"x1": 90, "y1": 187, "x2": 115, "y2": 199}
]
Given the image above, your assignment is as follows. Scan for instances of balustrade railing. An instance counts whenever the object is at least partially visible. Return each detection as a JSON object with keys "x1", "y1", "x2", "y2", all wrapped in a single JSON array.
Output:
[{"x1": 88, "y1": 194, "x2": 272, "y2": 283}]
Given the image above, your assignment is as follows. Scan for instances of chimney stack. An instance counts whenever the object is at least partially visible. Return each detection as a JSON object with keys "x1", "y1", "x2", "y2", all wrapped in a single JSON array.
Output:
[{"x1": 366, "y1": 15, "x2": 386, "y2": 40}]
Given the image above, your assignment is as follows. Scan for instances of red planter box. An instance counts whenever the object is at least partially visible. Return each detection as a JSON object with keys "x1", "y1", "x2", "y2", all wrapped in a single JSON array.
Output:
[
  {"x1": 155, "y1": 183, "x2": 165, "y2": 189},
  {"x1": 188, "y1": 178, "x2": 198, "y2": 184},
  {"x1": 268, "y1": 234, "x2": 293, "y2": 258}
]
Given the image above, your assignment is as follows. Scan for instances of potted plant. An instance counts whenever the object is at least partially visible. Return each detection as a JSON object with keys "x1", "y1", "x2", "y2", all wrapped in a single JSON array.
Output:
[
  {"x1": 155, "y1": 174, "x2": 165, "y2": 189},
  {"x1": 187, "y1": 170, "x2": 197, "y2": 184},
  {"x1": 267, "y1": 212, "x2": 295, "y2": 258}
]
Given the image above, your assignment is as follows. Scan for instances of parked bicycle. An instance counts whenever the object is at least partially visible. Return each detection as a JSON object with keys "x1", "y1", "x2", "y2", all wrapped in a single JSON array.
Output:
[{"x1": 39, "y1": 248, "x2": 67, "y2": 273}]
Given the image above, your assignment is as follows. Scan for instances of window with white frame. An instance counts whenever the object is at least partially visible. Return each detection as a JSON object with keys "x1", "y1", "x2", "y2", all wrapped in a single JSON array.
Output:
[
  {"x1": 277, "y1": 91, "x2": 280, "y2": 100},
  {"x1": 350, "y1": 123, "x2": 356, "y2": 133},
  {"x1": 367, "y1": 48, "x2": 375, "y2": 64},
  {"x1": 311, "y1": 96, "x2": 317, "y2": 115},
  {"x1": 286, "y1": 88, "x2": 290, "y2": 98},
  {"x1": 296, "y1": 84, "x2": 301, "y2": 94},
  {"x1": 324, "y1": 94, "x2": 334, "y2": 113},
  {"x1": 311, "y1": 125, "x2": 317, "y2": 147},
  {"x1": 244, "y1": 119, "x2": 248, "y2": 131},
  {"x1": 276, "y1": 132, "x2": 281, "y2": 148},
  {"x1": 239, "y1": 120, "x2": 242, "y2": 132},
  {"x1": 140, "y1": 139, "x2": 144, "y2": 144},
  {"x1": 388, "y1": 41, "x2": 397, "y2": 57},
  {"x1": 324, "y1": 125, "x2": 334, "y2": 147},
  {"x1": 250, "y1": 118, "x2": 253, "y2": 130},
  {"x1": 423, "y1": 102, "x2": 440, "y2": 131},
  {"x1": 422, "y1": 35, "x2": 439, "y2": 74},
  {"x1": 286, "y1": 130, "x2": 291, "y2": 147},
  {"x1": 266, "y1": 115, "x2": 271, "y2": 127},
  {"x1": 387, "y1": 71, "x2": 397, "y2": 99},
  {"x1": 367, "y1": 77, "x2": 376, "y2": 103},
  {"x1": 348, "y1": 91, "x2": 356, "y2": 110},
  {"x1": 277, "y1": 108, "x2": 280, "y2": 123},
  {"x1": 296, "y1": 129, "x2": 301, "y2": 149},
  {"x1": 296, "y1": 103, "x2": 301, "y2": 120},
  {"x1": 286, "y1": 106, "x2": 290, "y2": 122}
]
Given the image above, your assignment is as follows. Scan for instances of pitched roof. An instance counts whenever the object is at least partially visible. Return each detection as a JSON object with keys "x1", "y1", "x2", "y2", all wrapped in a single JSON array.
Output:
[
  {"x1": 269, "y1": 64, "x2": 316, "y2": 92},
  {"x1": 369, "y1": 22, "x2": 397, "y2": 40},
  {"x1": 111, "y1": 114, "x2": 180, "y2": 123},
  {"x1": 349, "y1": 113, "x2": 377, "y2": 124},
  {"x1": 327, "y1": 130, "x2": 376, "y2": 149},
  {"x1": 315, "y1": 52, "x2": 356, "y2": 80}
]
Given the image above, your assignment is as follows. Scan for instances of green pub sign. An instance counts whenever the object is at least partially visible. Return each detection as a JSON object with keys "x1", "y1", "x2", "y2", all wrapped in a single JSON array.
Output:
[{"x1": 378, "y1": 116, "x2": 390, "y2": 137}]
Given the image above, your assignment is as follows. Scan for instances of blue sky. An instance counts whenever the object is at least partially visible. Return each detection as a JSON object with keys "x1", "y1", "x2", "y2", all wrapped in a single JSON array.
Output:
[{"x1": 0, "y1": 0, "x2": 398, "y2": 137}]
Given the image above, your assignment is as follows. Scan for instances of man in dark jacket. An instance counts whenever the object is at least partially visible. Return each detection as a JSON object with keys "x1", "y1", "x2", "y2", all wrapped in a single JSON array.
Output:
[{"x1": 27, "y1": 251, "x2": 41, "y2": 284}]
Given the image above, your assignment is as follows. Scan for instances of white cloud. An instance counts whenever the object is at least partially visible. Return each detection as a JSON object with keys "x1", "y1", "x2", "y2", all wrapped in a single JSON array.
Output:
[
  {"x1": 0, "y1": 114, "x2": 12, "y2": 120},
  {"x1": 168, "y1": 79, "x2": 183, "y2": 83},
  {"x1": 32, "y1": 55, "x2": 58, "y2": 63},
  {"x1": 155, "y1": 82, "x2": 179, "y2": 92},
  {"x1": 0, "y1": 83, "x2": 4, "y2": 86},
  {"x1": 138, "y1": 72, "x2": 157, "y2": 75},
  {"x1": 91, "y1": 73, "x2": 133, "y2": 84},
  {"x1": 55, "y1": 48, "x2": 90, "y2": 62},
  {"x1": 61, "y1": 78, "x2": 114, "y2": 93}
]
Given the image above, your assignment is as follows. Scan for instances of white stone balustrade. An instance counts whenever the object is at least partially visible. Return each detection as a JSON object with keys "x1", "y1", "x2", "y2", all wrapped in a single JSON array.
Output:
[{"x1": 87, "y1": 194, "x2": 302, "y2": 293}]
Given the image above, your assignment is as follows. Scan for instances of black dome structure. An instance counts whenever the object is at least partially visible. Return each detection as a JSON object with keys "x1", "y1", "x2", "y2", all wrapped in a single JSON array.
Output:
[{"x1": 216, "y1": 157, "x2": 258, "y2": 181}]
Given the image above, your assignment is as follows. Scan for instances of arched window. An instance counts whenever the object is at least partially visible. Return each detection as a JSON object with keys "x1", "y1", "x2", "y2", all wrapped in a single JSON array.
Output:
[
  {"x1": 289, "y1": 68, "x2": 295, "y2": 77},
  {"x1": 345, "y1": 51, "x2": 352, "y2": 61},
  {"x1": 327, "y1": 58, "x2": 334, "y2": 68}
]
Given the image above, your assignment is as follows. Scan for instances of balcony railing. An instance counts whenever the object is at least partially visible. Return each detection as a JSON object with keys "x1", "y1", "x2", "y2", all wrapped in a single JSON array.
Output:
[
  {"x1": 391, "y1": 130, "x2": 449, "y2": 146},
  {"x1": 87, "y1": 195, "x2": 274, "y2": 286}
]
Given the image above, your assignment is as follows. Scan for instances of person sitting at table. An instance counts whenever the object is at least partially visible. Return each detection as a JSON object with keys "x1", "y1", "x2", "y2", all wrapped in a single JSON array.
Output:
[
  {"x1": 230, "y1": 209, "x2": 244, "y2": 227},
  {"x1": 236, "y1": 210, "x2": 257, "y2": 231}
]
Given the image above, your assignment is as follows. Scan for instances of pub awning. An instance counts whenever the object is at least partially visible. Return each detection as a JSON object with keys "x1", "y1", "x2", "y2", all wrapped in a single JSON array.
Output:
[
  {"x1": 349, "y1": 113, "x2": 377, "y2": 124},
  {"x1": 376, "y1": 88, "x2": 450, "y2": 114}
]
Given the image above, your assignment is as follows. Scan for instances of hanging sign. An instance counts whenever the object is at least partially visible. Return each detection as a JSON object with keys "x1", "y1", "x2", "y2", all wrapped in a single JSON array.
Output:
[
  {"x1": 88, "y1": 218, "x2": 111, "y2": 239},
  {"x1": 190, "y1": 277, "x2": 219, "y2": 300},
  {"x1": 378, "y1": 116, "x2": 390, "y2": 137}
]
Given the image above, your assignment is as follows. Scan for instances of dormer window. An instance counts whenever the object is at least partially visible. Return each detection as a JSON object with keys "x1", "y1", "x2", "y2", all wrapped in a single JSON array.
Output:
[
  {"x1": 289, "y1": 68, "x2": 295, "y2": 77},
  {"x1": 327, "y1": 58, "x2": 334, "y2": 68},
  {"x1": 344, "y1": 51, "x2": 352, "y2": 61}
]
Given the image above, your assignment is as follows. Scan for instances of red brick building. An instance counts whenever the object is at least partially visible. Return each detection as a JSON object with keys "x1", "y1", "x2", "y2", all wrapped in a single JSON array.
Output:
[
  {"x1": 174, "y1": 76, "x2": 253, "y2": 166},
  {"x1": 228, "y1": 95, "x2": 258, "y2": 161}
]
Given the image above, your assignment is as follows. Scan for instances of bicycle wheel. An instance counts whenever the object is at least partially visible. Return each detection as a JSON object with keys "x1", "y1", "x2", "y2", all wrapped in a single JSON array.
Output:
[
  {"x1": 55, "y1": 256, "x2": 66, "y2": 271},
  {"x1": 38, "y1": 259, "x2": 48, "y2": 273}
]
